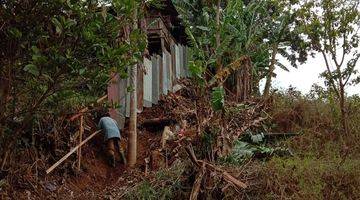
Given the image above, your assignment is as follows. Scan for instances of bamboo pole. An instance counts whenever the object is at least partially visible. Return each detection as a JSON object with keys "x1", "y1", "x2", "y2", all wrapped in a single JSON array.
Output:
[{"x1": 46, "y1": 130, "x2": 101, "y2": 174}]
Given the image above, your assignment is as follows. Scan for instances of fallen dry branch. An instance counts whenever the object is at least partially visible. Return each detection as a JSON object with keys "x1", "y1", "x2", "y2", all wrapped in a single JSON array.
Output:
[
  {"x1": 69, "y1": 95, "x2": 107, "y2": 121},
  {"x1": 185, "y1": 146, "x2": 247, "y2": 192},
  {"x1": 190, "y1": 162, "x2": 206, "y2": 200},
  {"x1": 235, "y1": 116, "x2": 268, "y2": 137}
]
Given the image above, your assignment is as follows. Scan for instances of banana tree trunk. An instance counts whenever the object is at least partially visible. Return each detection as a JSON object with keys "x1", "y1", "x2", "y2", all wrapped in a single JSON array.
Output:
[{"x1": 263, "y1": 44, "x2": 278, "y2": 97}]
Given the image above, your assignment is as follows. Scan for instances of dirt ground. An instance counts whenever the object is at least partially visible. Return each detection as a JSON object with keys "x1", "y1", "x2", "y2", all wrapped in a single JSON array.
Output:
[{"x1": 50, "y1": 105, "x2": 170, "y2": 199}]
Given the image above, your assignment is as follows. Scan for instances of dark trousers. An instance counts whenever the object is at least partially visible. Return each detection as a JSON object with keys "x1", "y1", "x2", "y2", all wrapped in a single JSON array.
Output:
[{"x1": 106, "y1": 138, "x2": 126, "y2": 166}]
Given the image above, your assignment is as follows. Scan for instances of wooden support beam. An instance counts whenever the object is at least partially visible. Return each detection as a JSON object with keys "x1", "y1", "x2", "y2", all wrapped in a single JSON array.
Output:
[
  {"x1": 77, "y1": 115, "x2": 84, "y2": 171},
  {"x1": 46, "y1": 130, "x2": 101, "y2": 174}
]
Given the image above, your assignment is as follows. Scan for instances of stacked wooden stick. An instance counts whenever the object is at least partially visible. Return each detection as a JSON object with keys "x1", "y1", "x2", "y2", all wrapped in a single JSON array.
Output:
[{"x1": 46, "y1": 95, "x2": 107, "y2": 174}]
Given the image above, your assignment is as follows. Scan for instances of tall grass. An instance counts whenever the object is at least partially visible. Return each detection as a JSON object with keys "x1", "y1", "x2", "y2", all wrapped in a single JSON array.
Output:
[{"x1": 243, "y1": 87, "x2": 360, "y2": 199}]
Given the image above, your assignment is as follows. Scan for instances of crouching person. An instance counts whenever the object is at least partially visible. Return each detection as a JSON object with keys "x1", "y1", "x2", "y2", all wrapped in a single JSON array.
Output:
[{"x1": 98, "y1": 116, "x2": 127, "y2": 167}]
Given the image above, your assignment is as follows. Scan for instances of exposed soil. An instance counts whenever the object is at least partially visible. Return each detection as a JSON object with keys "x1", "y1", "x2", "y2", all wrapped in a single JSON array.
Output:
[{"x1": 51, "y1": 105, "x2": 170, "y2": 199}]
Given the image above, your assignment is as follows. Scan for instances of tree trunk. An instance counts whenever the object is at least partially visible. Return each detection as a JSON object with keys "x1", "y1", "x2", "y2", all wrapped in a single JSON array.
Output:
[
  {"x1": 236, "y1": 58, "x2": 252, "y2": 101},
  {"x1": 127, "y1": 6, "x2": 138, "y2": 168},
  {"x1": 339, "y1": 82, "x2": 349, "y2": 135},
  {"x1": 263, "y1": 44, "x2": 278, "y2": 97}
]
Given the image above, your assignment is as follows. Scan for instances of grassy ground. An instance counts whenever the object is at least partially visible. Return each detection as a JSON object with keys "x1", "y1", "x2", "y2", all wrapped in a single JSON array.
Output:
[
  {"x1": 243, "y1": 91, "x2": 360, "y2": 200},
  {"x1": 245, "y1": 130, "x2": 360, "y2": 200}
]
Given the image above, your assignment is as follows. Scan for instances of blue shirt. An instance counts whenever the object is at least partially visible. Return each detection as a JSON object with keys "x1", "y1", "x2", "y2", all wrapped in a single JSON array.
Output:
[{"x1": 98, "y1": 117, "x2": 121, "y2": 141}]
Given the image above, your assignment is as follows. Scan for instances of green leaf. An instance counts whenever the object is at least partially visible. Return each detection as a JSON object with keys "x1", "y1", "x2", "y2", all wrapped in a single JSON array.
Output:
[
  {"x1": 51, "y1": 17, "x2": 63, "y2": 34},
  {"x1": 79, "y1": 68, "x2": 86, "y2": 75},
  {"x1": 24, "y1": 64, "x2": 39, "y2": 76},
  {"x1": 211, "y1": 86, "x2": 225, "y2": 111},
  {"x1": 8, "y1": 27, "x2": 22, "y2": 38},
  {"x1": 196, "y1": 26, "x2": 210, "y2": 31},
  {"x1": 276, "y1": 61, "x2": 289, "y2": 72}
]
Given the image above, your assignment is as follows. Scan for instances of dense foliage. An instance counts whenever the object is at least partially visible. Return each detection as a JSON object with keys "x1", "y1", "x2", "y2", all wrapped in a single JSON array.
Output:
[
  {"x1": 175, "y1": 0, "x2": 310, "y2": 95},
  {"x1": 0, "y1": 0, "x2": 359, "y2": 198},
  {"x1": 0, "y1": 0, "x2": 146, "y2": 146}
]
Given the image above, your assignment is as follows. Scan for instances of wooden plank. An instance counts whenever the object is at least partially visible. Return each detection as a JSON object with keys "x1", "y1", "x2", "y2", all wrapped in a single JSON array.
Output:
[{"x1": 46, "y1": 130, "x2": 102, "y2": 174}]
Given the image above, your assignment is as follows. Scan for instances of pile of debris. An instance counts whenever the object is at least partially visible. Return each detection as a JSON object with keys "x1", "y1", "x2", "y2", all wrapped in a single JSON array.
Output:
[{"x1": 130, "y1": 79, "x2": 272, "y2": 199}]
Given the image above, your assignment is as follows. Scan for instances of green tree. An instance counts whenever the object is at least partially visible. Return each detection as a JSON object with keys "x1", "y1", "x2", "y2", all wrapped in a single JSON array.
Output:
[
  {"x1": 262, "y1": 0, "x2": 309, "y2": 97},
  {"x1": 0, "y1": 0, "x2": 146, "y2": 162},
  {"x1": 299, "y1": 0, "x2": 360, "y2": 135}
]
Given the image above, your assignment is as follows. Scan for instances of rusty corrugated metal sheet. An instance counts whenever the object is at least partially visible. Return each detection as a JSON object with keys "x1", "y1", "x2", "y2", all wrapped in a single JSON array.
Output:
[
  {"x1": 179, "y1": 45, "x2": 186, "y2": 78},
  {"x1": 107, "y1": 73, "x2": 120, "y2": 124},
  {"x1": 107, "y1": 47, "x2": 188, "y2": 123},
  {"x1": 166, "y1": 51, "x2": 172, "y2": 91},
  {"x1": 118, "y1": 78, "x2": 127, "y2": 129},
  {"x1": 171, "y1": 43, "x2": 177, "y2": 88},
  {"x1": 137, "y1": 64, "x2": 144, "y2": 112},
  {"x1": 143, "y1": 58, "x2": 152, "y2": 107},
  {"x1": 184, "y1": 46, "x2": 189, "y2": 77},
  {"x1": 175, "y1": 44, "x2": 181, "y2": 79},
  {"x1": 107, "y1": 73, "x2": 127, "y2": 129},
  {"x1": 152, "y1": 55, "x2": 160, "y2": 104},
  {"x1": 125, "y1": 67, "x2": 134, "y2": 117},
  {"x1": 162, "y1": 50, "x2": 170, "y2": 95},
  {"x1": 159, "y1": 54, "x2": 163, "y2": 96}
]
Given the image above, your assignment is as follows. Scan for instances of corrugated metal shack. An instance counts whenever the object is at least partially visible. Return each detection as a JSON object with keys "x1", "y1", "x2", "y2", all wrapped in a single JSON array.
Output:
[{"x1": 107, "y1": 0, "x2": 189, "y2": 128}]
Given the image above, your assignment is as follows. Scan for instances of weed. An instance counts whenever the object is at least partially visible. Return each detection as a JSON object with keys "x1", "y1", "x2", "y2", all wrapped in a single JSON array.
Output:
[
  {"x1": 242, "y1": 89, "x2": 360, "y2": 199},
  {"x1": 125, "y1": 161, "x2": 190, "y2": 200}
]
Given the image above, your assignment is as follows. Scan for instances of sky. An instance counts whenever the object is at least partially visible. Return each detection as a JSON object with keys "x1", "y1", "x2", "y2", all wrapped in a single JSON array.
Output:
[{"x1": 261, "y1": 52, "x2": 360, "y2": 96}]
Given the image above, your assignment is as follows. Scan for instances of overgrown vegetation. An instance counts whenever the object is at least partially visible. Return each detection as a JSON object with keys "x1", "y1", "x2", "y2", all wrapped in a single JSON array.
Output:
[
  {"x1": 1, "y1": 0, "x2": 359, "y2": 199},
  {"x1": 119, "y1": 85, "x2": 360, "y2": 199},
  {"x1": 0, "y1": 0, "x2": 145, "y2": 145},
  {"x1": 233, "y1": 87, "x2": 360, "y2": 199}
]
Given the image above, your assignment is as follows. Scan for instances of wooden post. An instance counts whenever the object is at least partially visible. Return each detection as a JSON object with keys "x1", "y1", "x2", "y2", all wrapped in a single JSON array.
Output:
[{"x1": 77, "y1": 115, "x2": 84, "y2": 171}]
